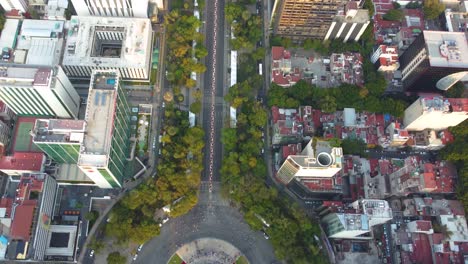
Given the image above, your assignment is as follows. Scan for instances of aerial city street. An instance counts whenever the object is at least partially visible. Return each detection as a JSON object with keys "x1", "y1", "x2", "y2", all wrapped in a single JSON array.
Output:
[{"x1": 0, "y1": 0, "x2": 465, "y2": 263}]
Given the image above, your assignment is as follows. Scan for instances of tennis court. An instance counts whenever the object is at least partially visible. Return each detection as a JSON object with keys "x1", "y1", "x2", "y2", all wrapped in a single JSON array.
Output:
[{"x1": 13, "y1": 122, "x2": 41, "y2": 152}]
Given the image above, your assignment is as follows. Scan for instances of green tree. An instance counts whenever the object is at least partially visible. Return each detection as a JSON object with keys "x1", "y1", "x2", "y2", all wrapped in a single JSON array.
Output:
[
  {"x1": 363, "y1": 0, "x2": 375, "y2": 17},
  {"x1": 84, "y1": 210, "x2": 99, "y2": 222},
  {"x1": 319, "y1": 95, "x2": 337, "y2": 113},
  {"x1": 445, "y1": 81, "x2": 467, "y2": 98},
  {"x1": 107, "y1": 251, "x2": 126, "y2": 264},
  {"x1": 89, "y1": 238, "x2": 105, "y2": 253},
  {"x1": 423, "y1": 0, "x2": 445, "y2": 19},
  {"x1": 383, "y1": 9, "x2": 404, "y2": 21},
  {"x1": 189, "y1": 100, "x2": 202, "y2": 113},
  {"x1": 341, "y1": 138, "x2": 368, "y2": 156}
]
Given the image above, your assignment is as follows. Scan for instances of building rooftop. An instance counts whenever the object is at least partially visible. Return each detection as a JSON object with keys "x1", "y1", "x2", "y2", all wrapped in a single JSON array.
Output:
[
  {"x1": 79, "y1": 71, "x2": 120, "y2": 167},
  {"x1": 0, "y1": 19, "x2": 20, "y2": 50},
  {"x1": 360, "y1": 199, "x2": 392, "y2": 219},
  {"x1": 15, "y1": 20, "x2": 65, "y2": 67},
  {"x1": 10, "y1": 202, "x2": 36, "y2": 241},
  {"x1": 0, "y1": 66, "x2": 52, "y2": 87},
  {"x1": 45, "y1": 225, "x2": 78, "y2": 257},
  {"x1": 0, "y1": 152, "x2": 45, "y2": 172},
  {"x1": 33, "y1": 119, "x2": 86, "y2": 143},
  {"x1": 62, "y1": 16, "x2": 152, "y2": 69},
  {"x1": 423, "y1": 31, "x2": 468, "y2": 68}
]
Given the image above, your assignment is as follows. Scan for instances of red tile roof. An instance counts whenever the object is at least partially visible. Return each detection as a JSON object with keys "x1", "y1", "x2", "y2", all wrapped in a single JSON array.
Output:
[
  {"x1": 0, "y1": 152, "x2": 45, "y2": 172},
  {"x1": 0, "y1": 198, "x2": 12, "y2": 217},
  {"x1": 410, "y1": 233, "x2": 433, "y2": 264},
  {"x1": 10, "y1": 202, "x2": 36, "y2": 241},
  {"x1": 447, "y1": 98, "x2": 468, "y2": 112},
  {"x1": 416, "y1": 220, "x2": 433, "y2": 231},
  {"x1": 423, "y1": 172, "x2": 437, "y2": 189},
  {"x1": 272, "y1": 46, "x2": 285, "y2": 60}
]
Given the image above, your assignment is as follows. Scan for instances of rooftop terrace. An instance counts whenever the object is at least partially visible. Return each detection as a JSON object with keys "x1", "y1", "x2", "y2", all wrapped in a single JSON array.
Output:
[
  {"x1": 33, "y1": 119, "x2": 86, "y2": 143},
  {"x1": 424, "y1": 31, "x2": 468, "y2": 68},
  {"x1": 62, "y1": 16, "x2": 151, "y2": 69},
  {"x1": 79, "y1": 71, "x2": 119, "y2": 167},
  {"x1": 0, "y1": 66, "x2": 52, "y2": 87}
]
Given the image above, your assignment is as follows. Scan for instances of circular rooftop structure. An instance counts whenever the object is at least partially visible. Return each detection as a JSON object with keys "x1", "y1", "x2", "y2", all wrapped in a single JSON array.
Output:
[{"x1": 317, "y1": 152, "x2": 333, "y2": 167}]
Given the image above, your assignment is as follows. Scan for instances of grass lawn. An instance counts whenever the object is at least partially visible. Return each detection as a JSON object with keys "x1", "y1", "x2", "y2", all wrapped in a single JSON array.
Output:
[
  {"x1": 236, "y1": 256, "x2": 249, "y2": 264},
  {"x1": 168, "y1": 253, "x2": 183, "y2": 264}
]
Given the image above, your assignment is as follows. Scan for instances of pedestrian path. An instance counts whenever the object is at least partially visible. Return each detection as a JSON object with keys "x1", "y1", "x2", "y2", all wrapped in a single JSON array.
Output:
[{"x1": 175, "y1": 238, "x2": 247, "y2": 264}]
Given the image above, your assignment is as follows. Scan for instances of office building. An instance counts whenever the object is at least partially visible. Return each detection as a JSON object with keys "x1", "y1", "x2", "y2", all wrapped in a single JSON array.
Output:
[
  {"x1": 71, "y1": 0, "x2": 148, "y2": 17},
  {"x1": 351, "y1": 199, "x2": 393, "y2": 226},
  {"x1": 403, "y1": 96, "x2": 468, "y2": 131},
  {"x1": 77, "y1": 70, "x2": 131, "y2": 189},
  {"x1": 388, "y1": 157, "x2": 456, "y2": 196},
  {"x1": 45, "y1": 0, "x2": 68, "y2": 20},
  {"x1": 0, "y1": 66, "x2": 80, "y2": 119},
  {"x1": 62, "y1": 16, "x2": 152, "y2": 81},
  {"x1": 324, "y1": 1, "x2": 370, "y2": 42},
  {"x1": 321, "y1": 199, "x2": 392, "y2": 239},
  {"x1": 273, "y1": 0, "x2": 368, "y2": 42},
  {"x1": 277, "y1": 138, "x2": 343, "y2": 185},
  {"x1": 32, "y1": 119, "x2": 86, "y2": 164},
  {"x1": 399, "y1": 31, "x2": 468, "y2": 92},
  {"x1": 0, "y1": 0, "x2": 27, "y2": 12},
  {"x1": 371, "y1": 45, "x2": 400, "y2": 72}
]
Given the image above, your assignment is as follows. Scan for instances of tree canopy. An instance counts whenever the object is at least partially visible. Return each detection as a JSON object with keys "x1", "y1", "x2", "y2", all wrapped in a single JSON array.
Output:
[{"x1": 423, "y1": 0, "x2": 445, "y2": 20}]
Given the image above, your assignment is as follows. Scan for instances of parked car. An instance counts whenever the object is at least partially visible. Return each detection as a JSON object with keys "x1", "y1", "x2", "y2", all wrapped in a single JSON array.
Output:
[
  {"x1": 263, "y1": 231, "x2": 270, "y2": 240},
  {"x1": 137, "y1": 244, "x2": 144, "y2": 252},
  {"x1": 133, "y1": 254, "x2": 138, "y2": 261},
  {"x1": 89, "y1": 250, "x2": 95, "y2": 257}
]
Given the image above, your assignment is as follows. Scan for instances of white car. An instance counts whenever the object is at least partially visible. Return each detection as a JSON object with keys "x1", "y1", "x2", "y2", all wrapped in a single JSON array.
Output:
[
  {"x1": 133, "y1": 254, "x2": 138, "y2": 261},
  {"x1": 162, "y1": 217, "x2": 169, "y2": 224},
  {"x1": 89, "y1": 250, "x2": 95, "y2": 257},
  {"x1": 137, "y1": 244, "x2": 144, "y2": 252}
]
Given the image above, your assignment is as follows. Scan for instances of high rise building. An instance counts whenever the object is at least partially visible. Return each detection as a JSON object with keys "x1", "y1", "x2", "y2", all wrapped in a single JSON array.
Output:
[
  {"x1": 398, "y1": 31, "x2": 468, "y2": 92},
  {"x1": 71, "y1": 0, "x2": 148, "y2": 18},
  {"x1": 77, "y1": 70, "x2": 131, "y2": 189},
  {"x1": 0, "y1": 66, "x2": 80, "y2": 119},
  {"x1": 62, "y1": 16, "x2": 152, "y2": 81},
  {"x1": 0, "y1": 0, "x2": 27, "y2": 12},
  {"x1": 321, "y1": 199, "x2": 392, "y2": 239},
  {"x1": 272, "y1": 0, "x2": 369, "y2": 42},
  {"x1": 32, "y1": 119, "x2": 86, "y2": 164},
  {"x1": 277, "y1": 138, "x2": 343, "y2": 185},
  {"x1": 403, "y1": 96, "x2": 468, "y2": 131}
]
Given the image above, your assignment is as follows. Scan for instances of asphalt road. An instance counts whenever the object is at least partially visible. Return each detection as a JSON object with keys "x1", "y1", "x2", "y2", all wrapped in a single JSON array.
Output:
[
  {"x1": 201, "y1": 0, "x2": 225, "y2": 183},
  {"x1": 137, "y1": 1, "x2": 279, "y2": 263},
  {"x1": 136, "y1": 182, "x2": 277, "y2": 264}
]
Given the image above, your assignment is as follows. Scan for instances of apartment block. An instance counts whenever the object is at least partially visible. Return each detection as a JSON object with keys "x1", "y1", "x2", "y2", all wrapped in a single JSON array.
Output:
[
  {"x1": 0, "y1": 0, "x2": 27, "y2": 12},
  {"x1": 62, "y1": 16, "x2": 152, "y2": 81},
  {"x1": 77, "y1": 70, "x2": 131, "y2": 188},
  {"x1": 0, "y1": 66, "x2": 80, "y2": 119},
  {"x1": 273, "y1": 0, "x2": 349, "y2": 41},
  {"x1": 277, "y1": 138, "x2": 343, "y2": 189},
  {"x1": 71, "y1": 0, "x2": 148, "y2": 18},
  {"x1": 403, "y1": 96, "x2": 468, "y2": 131},
  {"x1": 399, "y1": 31, "x2": 468, "y2": 92},
  {"x1": 32, "y1": 119, "x2": 86, "y2": 164}
]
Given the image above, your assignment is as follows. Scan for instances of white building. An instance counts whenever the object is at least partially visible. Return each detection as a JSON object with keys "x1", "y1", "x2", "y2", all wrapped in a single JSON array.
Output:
[
  {"x1": 77, "y1": 70, "x2": 131, "y2": 189},
  {"x1": 45, "y1": 0, "x2": 68, "y2": 20},
  {"x1": 321, "y1": 213, "x2": 371, "y2": 239},
  {"x1": 276, "y1": 138, "x2": 343, "y2": 184},
  {"x1": 322, "y1": 199, "x2": 392, "y2": 239},
  {"x1": 403, "y1": 96, "x2": 468, "y2": 131},
  {"x1": 351, "y1": 199, "x2": 393, "y2": 226},
  {"x1": 62, "y1": 16, "x2": 152, "y2": 81},
  {"x1": 0, "y1": 19, "x2": 20, "y2": 52},
  {"x1": 71, "y1": 0, "x2": 148, "y2": 17},
  {"x1": 0, "y1": 66, "x2": 80, "y2": 118},
  {"x1": 439, "y1": 215, "x2": 468, "y2": 242},
  {"x1": 371, "y1": 45, "x2": 400, "y2": 72},
  {"x1": 15, "y1": 19, "x2": 66, "y2": 66},
  {"x1": 0, "y1": 0, "x2": 27, "y2": 12}
]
